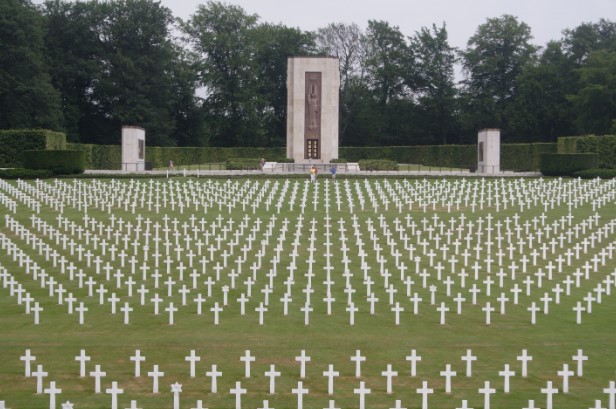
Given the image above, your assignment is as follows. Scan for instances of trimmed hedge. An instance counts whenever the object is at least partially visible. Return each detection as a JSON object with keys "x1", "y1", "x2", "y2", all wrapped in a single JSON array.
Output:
[
  {"x1": 147, "y1": 147, "x2": 286, "y2": 169},
  {"x1": 573, "y1": 168, "x2": 616, "y2": 179},
  {"x1": 539, "y1": 153, "x2": 598, "y2": 176},
  {"x1": 576, "y1": 135, "x2": 616, "y2": 168},
  {"x1": 358, "y1": 159, "x2": 399, "y2": 171},
  {"x1": 0, "y1": 168, "x2": 53, "y2": 179},
  {"x1": 501, "y1": 143, "x2": 557, "y2": 170},
  {"x1": 557, "y1": 136, "x2": 582, "y2": 153},
  {"x1": 0, "y1": 129, "x2": 66, "y2": 167},
  {"x1": 330, "y1": 158, "x2": 348, "y2": 163},
  {"x1": 225, "y1": 158, "x2": 261, "y2": 170},
  {"x1": 67, "y1": 143, "x2": 122, "y2": 170},
  {"x1": 23, "y1": 150, "x2": 86, "y2": 175}
]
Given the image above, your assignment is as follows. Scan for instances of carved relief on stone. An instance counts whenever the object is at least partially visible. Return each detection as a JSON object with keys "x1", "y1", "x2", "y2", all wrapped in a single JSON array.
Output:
[{"x1": 305, "y1": 72, "x2": 321, "y2": 134}]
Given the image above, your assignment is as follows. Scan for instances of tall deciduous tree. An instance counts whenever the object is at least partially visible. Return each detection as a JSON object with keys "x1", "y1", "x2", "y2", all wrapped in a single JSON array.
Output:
[
  {"x1": 44, "y1": 0, "x2": 104, "y2": 141},
  {"x1": 570, "y1": 50, "x2": 616, "y2": 134},
  {"x1": 183, "y1": 1, "x2": 261, "y2": 147},
  {"x1": 505, "y1": 41, "x2": 576, "y2": 141},
  {"x1": 461, "y1": 15, "x2": 537, "y2": 137},
  {"x1": 0, "y1": 0, "x2": 63, "y2": 130},
  {"x1": 409, "y1": 23, "x2": 458, "y2": 144},
  {"x1": 316, "y1": 23, "x2": 365, "y2": 140},
  {"x1": 253, "y1": 23, "x2": 315, "y2": 146},
  {"x1": 94, "y1": 0, "x2": 180, "y2": 146}
]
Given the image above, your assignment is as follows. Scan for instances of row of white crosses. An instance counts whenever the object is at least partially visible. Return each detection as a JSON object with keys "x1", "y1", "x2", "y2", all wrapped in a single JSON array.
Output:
[
  {"x1": 2, "y1": 204, "x2": 615, "y2": 331},
  {"x1": 16, "y1": 347, "x2": 616, "y2": 409},
  {"x1": 1, "y1": 179, "x2": 615, "y2": 327},
  {"x1": 5, "y1": 177, "x2": 613, "y2": 218}
]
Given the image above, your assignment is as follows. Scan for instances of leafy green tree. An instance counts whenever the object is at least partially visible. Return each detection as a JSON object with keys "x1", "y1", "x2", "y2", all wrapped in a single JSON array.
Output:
[
  {"x1": 183, "y1": 1, "x2": 262, "y2": 147},
  {"x1": 562, "y1": 19, "x2": 616, "y2": 65},
  {"x1": 316, "y1": 23, "x2": 365, "y2": 140},
  {"x1": 0, "y1": 0, "x2": 63, "y2": 130},
  {"x1": 570, "y1": 50, "x2": 616, "y2": 134},
  {"x1": 43, "y1": 0, "x2": 104, "y2": 141},
  {"x1": 43, "y1": 0, "x2": 187, "y2": 146},
  {"x1": 363, "y1": 20, "x2": 409, "y2": 106},
  {"x1": 94, "y1": 0, "x2": 181, "y2": 146},
  {"x1": 252, "y1": 23, "x2": 315, "y2": 146},
  {"x1": 461, "y1": 15, "x2": 537, "y2": 138},
  {"x1": 409, "y1": 23, "x2": 458, "y2": 144},
  {"x1": 505, "y1": 41, "x2": 576, "y2": 141}
]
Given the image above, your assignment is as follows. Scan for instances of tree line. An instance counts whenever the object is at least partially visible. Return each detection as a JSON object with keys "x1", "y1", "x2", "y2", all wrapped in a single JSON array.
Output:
[{"x1": 1, "y1": 0, "x2": 615, "y2": 147}]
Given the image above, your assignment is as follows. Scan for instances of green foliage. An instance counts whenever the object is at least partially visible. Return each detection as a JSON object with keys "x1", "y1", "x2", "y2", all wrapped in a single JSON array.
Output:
[
  {"x1": 576, "y1": 135, "x2": 616, "y2": 168},
  {"x1": 22, "y1": 150, "x2": 85, "y2": 175},
  {"x1": 0, "y1": 0, "x2": 64, "y2": 131},
  {"x1": 0, "y1": 129, "x2": 66, "y2": 167},
  {"x1": 501, "y1": 143, "x2": 557, "y2": 170},
  {"x1": 330, "y1": 158, "x2": 348, "y2": 163},
  {"x1": 225, "y1": 158, "x2": 261, "y2": 170},
  {"x1": 539, "y1": 153, "x2": 598, "y2": 176},
  {"x1": 358, "y1": 159, "x2": 399, "y2": 170},
  {"x1": 0, "y1": 168, "x2": 53, "y2": 179},
  {"x1": 557, "y1": 136, "x2": 582, "y2": 153},
  {"x1": 341, "y1": 145, "x2": 476, "y2": 167},
  {"x1": 67, "y1": 143, "x2": 122, "y2": 170},
  {"x1": 275, "y1": 157, "x2": 294, "y2": 163},
  {"x1": 573, "y1": 168, "x2": 616, "y2": 179},
  {"x1": 460, "y1": 15, "x2": 537, "y2": 133},
  {"x1": 570, "y1": 51, "x2": 616, "y2": 135},
  {"x1": 147, "y1": 147, "x2": 286, "y2": 169}
]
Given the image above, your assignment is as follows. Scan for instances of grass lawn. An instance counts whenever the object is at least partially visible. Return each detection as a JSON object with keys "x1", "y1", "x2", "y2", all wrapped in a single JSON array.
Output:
[{"x1": 0, "y1": 177, "x2": 614, "y2": 409}]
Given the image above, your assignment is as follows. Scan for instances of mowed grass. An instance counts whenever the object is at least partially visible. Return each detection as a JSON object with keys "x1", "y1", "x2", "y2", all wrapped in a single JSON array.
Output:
[{"x1": 0, "y1": 177, "x2": 615, "y2": 409}]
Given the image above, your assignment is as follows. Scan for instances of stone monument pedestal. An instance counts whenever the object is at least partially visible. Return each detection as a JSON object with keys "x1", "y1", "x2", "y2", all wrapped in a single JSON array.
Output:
[
  {"x1": 477, "y1": 128, "x2": 500, "y2": 174},
  {"x1": 121, "y1": 126, "x2": 145, "y2": 171},
  {"x1": 287, "y1": 57, "x2": 340, "y2": 164}
]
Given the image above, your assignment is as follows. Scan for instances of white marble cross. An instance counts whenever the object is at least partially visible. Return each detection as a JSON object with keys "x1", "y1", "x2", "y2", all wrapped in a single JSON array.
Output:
[
  {"x1": 185, "y1": 350, "x2": 201, "y2": 378},
  {"x1": 351, "y1": 350, "x2": 366, "y2": 378},
  {"x1": 20, "y1": 349, "x2": 36, "y2": 377},
  {"x1": 353, "y1": 381, "x2": 371, "y2": 409},
  {"x1": 240, "y1": 350, "x2": 255, "y2": 378},
  {"x1": 75, "y1": 349, "x2": 91, "y2": 378},
  {"x1": 106, "y1": 381, "x2": 123, "y2": 409},
  {"x1": 206, "y1": 364, "x2": 222, "y2": 393}
]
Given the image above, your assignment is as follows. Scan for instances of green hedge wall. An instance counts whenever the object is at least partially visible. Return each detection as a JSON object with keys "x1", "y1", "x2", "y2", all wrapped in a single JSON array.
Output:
[
  {"x1": 0, "y1": 129, "x2": 66, "y2": 167},
  {"x1": 358, "y1": 159, "x2": 399, "y2": 171},
  {"x1": 147, "y1": 147, "x2": 286, "y2": 169},
  {"x1": 340, "y1": 145, "x2": 477, "y2": 167},
  {"x1": 557, "y1": 136, "x2": 581, "y2": 153},
  {"x1": 539, "y1": 153, "x2": 599, "y2": 176},
  {"x1": 23, "y1": 150, "x2": 85, "y2": 175},
  {"x1": 67, "y1": 143, "x2": 122, "y2": 170},
  {"x1": 576, "y1": 135, "x2": 616, "y2": 168},
  {"x1": 501, "y1": 143, "x2": 557, "y2": 170},
  {"x1": 226, "y1": 158, "x2": 261, "y2": 170},
  {"x1": 68, "y1": 142, "x2": 556, "y2": 171}
]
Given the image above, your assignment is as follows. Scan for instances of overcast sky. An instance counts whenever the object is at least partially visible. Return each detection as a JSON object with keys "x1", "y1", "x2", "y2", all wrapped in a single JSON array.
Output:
[{"x1": 166, "y1": 0, "x2": 615, "y2": 50}]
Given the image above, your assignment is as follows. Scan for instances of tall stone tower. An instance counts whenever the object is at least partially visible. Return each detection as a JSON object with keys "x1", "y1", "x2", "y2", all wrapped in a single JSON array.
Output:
[{"x1": 286, "y1": 57, "x2": 340, "y2": 163}]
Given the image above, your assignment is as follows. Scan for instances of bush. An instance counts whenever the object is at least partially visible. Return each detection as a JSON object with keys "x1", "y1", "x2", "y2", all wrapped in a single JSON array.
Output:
[
  {"x1": 358, "y1": 159, "x2": 399, "y2": 171},
  {"x1": 225, "y1": 158, "x2": 261, "y2": 170},
  {"x1": 67, "y1": 143, "x2": 121, "y2": 170},
  {"x1": 573, "y1": 168, "x2": 616, "y2": 179},
  {"x1": 539, "y1": 153, "x2": 598, "y2": 176},
  {"x1": 501, "y1": 143, "x2": 557, "y2": 171},
  {"x1": 576, "y1": 135, "x2": 616, "y2": 168},
  {"x1": 275, "y1": 157, "x2": 295, "y2": 163},
  {"x1": 330, "y1": 158, "x2": 348, "y2": 163},
  {"x1": 22, "y1": 150, "x2": 86, "y2": 175},
  {"x1": 0, "y1": 129, "x2": 66, "y2": 167},
  {"x1": 0, "y1": 168, "x2": 53, "y2": 179}
]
